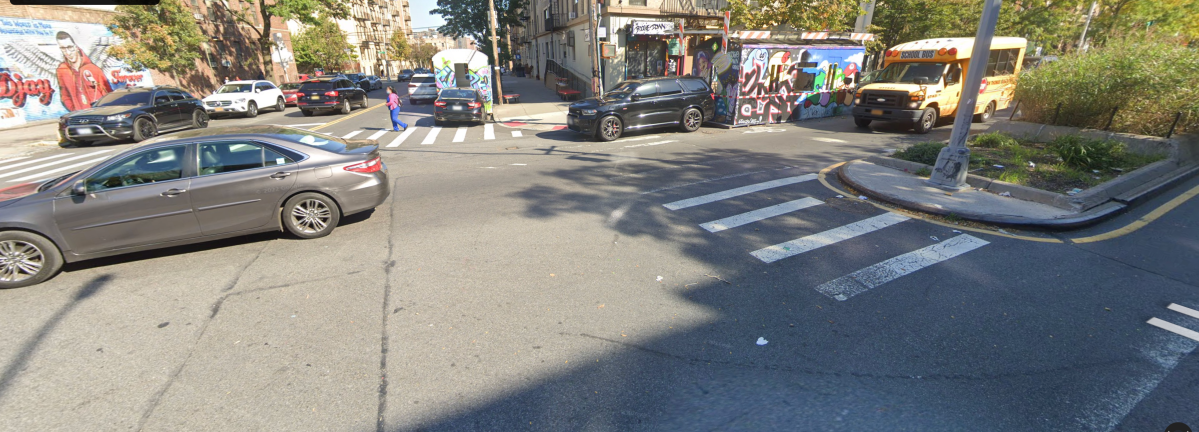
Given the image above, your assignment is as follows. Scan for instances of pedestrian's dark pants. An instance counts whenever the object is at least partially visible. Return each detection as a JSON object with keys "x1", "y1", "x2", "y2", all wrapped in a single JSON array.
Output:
[{"x1": 390, "y1": 107, "x2": 408, "y2": 130}]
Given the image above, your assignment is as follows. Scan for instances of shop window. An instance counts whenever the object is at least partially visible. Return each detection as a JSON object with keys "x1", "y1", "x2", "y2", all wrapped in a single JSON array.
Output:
[{"x1": 629, "y1": 0, "x2": 647, "y2": 5}]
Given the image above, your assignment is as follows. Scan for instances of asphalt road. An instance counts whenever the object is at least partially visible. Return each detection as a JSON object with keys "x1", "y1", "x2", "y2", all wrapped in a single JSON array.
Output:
[{"x1": 0, "y1": 91, "x2": 1196, "y2": 432}]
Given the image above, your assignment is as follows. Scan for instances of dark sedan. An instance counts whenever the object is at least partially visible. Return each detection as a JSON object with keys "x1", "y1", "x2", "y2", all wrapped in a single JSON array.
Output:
[
  {"x1": 397, "y1": 70, "x2": 415, "y2": 81},
  {"x1": 0, "y1": 125, "x2": 390, "y2": 288},
  {"x1": 433, "y1": 87, "x2": 486, "y2": 126},
  {"x1": 59, "y1": 85, "x2": 209, "y2": 144}
]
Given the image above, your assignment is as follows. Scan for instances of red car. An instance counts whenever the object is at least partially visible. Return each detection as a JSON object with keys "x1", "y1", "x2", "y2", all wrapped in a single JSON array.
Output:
[{"x1": 279, "y1": 82, "x2": 302, "y2": 106}]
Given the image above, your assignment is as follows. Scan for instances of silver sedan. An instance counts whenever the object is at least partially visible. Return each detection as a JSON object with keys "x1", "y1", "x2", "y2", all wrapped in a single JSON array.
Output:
[{"x1": 0, "y1": 125, "x2": 390, "y2": 288}]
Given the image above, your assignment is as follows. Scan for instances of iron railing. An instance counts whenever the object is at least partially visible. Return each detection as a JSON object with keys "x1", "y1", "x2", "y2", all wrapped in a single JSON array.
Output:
[{"x1": 659, "y1": 0, "x2": 727, "y2": 16}]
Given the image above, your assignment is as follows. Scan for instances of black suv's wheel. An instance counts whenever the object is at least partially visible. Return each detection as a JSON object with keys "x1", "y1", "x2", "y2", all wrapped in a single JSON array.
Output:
[
  {"x1": 340, "y1": 99, "x2": 352, "y2": 114},
  {"x1": 360, "y1": 94, "x2": 369, "y2": 108},
  {"x1": 596, "y1": 116, "x2": 623, "y2": 142},
  {"x1": 192, "y1": 110, "x2": 209, "y2": 129},
  {"x1": 0, "y1": 230, "x2": 63, "y2": 289},
  {"x1": 275, "y1": 97, "x2": 285, "y2": 112},
  {"x1": 246, "y1": 101, "x2": 259, "y2": 118},
  {"x1": 132, "y1": 117, "x2": 156, "y2": 142},
  {"x1": 854, "y1": 117, "x2": 872, "y2": 128},
  {"x1": 282, "y1": 193, "x2": 341, "y2": 239},
  {"x1": 301, "y1": 109, "x2": 314, "y2": 116},
  {"x1": 913, "y1": 107, "x2": 938, "y2": 134},
  {"x1": 973, "y1": 101, "x2": 995, "y2": 123},
  {"x1": 680, "y1": 108, "x2": 702, "y2": 132}
]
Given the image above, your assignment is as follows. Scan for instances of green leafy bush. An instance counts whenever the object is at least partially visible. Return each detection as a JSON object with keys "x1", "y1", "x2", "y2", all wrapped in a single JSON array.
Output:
[
  {"x1": 892, "y1": 142, "x2": 945, "y2": 166},
  {"x1": 1046, "y1": 135, "x2": 1127, "y2": 170},
  {"x1": 971, "y1": 132, "x2": 1019, "y2": 149},
  {"x1": 1014, "y1": 34, "x2": 1199, "y2": 137}
]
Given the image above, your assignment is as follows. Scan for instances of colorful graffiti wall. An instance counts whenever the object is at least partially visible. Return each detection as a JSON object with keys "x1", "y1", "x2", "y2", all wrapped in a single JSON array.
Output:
[
  {"x1": 430, "y1": 49, "x2": 493, "y2": 114},
  {"x1": 731, "y1": 45, "x2": 863, "y2": 126},
  {"x1": 0, "y1": 17, "x2": 154, "y2": 128},
  {"x1": 690, "y1": 38, "x2": 741, "y2": 123}
]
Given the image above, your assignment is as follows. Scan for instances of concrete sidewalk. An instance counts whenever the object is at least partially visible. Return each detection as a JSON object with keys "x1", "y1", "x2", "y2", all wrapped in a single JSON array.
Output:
[
  {"x1": 492, "y1": 75, "x2": 572, "y2": 131},
  {"x1": 0, "y1": 120, "x2": 65, "y2": 161}
]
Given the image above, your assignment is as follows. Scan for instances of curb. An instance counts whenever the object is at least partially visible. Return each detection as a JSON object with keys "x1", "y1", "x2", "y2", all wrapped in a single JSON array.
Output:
[{"x1": 837, "y1": 160, "x2": 1130, "y2": 230}]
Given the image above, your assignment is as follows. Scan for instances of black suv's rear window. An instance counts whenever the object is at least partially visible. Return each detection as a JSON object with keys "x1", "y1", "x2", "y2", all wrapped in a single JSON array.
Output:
[
  {"x1": 680, "y1": 79, "x2": 710, "y2": 93},
  {"x1": 299, "y1": 82, "x2": 334, "y2": 92}
]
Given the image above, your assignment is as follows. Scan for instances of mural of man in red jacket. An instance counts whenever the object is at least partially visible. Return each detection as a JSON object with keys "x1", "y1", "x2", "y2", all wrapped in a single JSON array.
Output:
[{"x1": 55, "y1": 31, "x2": 112, "y2": 112}]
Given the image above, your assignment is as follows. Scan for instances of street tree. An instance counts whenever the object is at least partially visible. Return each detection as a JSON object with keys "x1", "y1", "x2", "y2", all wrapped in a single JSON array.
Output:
[
  {"x1": 107, "y1": 0, "x2": 205, "y2": 81},
  {"x1": 406, "y1": 43, "x2": 439, "y2": 69},
  {"x1": 430, "y1": 0, "x2": 526, "y2": 64},
  {"x1": 388, "y1": 32, "x2": 413, "y2": 68},
  {"x1": 293, "y1": 16, "x2": 357, "y2": 73},
  {"x1": 724, "y1": 0, "x2": 861, "y2": 31},
  {"x1": 210, "y1": 0, "x2": 349, "y2": 83}
]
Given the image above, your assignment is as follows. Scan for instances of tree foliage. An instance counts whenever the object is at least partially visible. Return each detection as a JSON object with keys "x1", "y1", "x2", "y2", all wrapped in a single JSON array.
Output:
[
  {"x1": 724, "y1": 0, "x2": 861, "y2": 31},
  {"x1": 108, "y1": 0, "x2": 205, "y2": 79},
  {"x1": 293, "y1": 16, "x2": 357, "y2": 73},
  {"x1": 389, "y1": 32, "x2": 413, "y2": 66},
  {"x1": 212, "y1": 0, "x2": 349, "y2": 82},
  {"x1": 431, "y1": 0, "x2": 526, "y2": 63},
  {"x1": 405, "y1": 43, "x2": 440, "y2": 69}
]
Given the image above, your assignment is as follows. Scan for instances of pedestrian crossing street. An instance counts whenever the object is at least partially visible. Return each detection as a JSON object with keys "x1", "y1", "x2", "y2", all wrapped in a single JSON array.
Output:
[
  {"x1": 0, "y1": 150, "x2": 115, "y2": 184},
  {"x1": 1148, "y1": 303, "x2": 1199, "y2": 343},
  {"x1": 659, "y1": 173, "x2": 991, "y2": 301},
  {"x1": 295, "y1": 123, "x2": 524, "y2": 148}
]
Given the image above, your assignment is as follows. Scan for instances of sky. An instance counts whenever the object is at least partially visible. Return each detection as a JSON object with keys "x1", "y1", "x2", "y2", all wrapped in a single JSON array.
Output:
[{"x1": 408, "y1": 0, "x2": 447, "y2": 32}]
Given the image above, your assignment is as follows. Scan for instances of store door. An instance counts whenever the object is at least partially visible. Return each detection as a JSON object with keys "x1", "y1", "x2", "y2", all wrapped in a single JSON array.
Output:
[{"x1": 626, "y1": 40, "x2": 667, "y2": 79}]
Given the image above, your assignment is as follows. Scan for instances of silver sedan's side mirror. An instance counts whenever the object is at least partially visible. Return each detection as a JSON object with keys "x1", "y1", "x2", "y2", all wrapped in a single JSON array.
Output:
[{"x1": 72, "y1": 180, "x2": 86, "y2": 196}]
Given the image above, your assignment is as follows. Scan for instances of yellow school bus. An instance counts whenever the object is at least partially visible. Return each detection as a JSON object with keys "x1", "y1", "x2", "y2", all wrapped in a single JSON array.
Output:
[{"x1": 852, "y1": 37, "x2": 1026, "y2": 133}]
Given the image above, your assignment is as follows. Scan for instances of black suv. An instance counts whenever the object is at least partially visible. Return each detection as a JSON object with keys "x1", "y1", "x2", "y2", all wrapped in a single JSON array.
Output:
[
  {"x1": 59, "y1": 85, "x2": 208, "y2": 144},
  {"x1": 295, "y1": 76, "x2": 369, "y2": 116},
  {"x1": 568, "y1": 76, "x2": 715, "y2": 141}
]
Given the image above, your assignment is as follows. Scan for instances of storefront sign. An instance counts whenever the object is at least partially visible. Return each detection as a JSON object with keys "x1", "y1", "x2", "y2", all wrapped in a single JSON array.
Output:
[{"x1": 631, "y1": 21, "x2": 676, "y2": 36}]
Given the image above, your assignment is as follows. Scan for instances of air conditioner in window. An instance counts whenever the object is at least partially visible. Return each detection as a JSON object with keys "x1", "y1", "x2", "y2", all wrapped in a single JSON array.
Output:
[{"x1": 569, "y1": 11, "x2": 577, "y2": 19}]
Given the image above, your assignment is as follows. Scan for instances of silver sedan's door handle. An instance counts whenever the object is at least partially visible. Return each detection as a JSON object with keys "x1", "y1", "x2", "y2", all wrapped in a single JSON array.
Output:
[
  {"x1": 270, "y1": 172, "x2": 292, "y2": 179},
  {"x1": 161, "y1": 188, "x2": 186, "y2": 197}
]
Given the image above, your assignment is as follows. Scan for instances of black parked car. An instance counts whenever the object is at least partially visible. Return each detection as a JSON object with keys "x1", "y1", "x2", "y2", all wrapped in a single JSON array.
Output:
[
  {"x1": 567, "y1": 76, "x2": 715, "y2": 141},
  {"x1": 433, "y1": 87, "x2": 486, "y2": 126},
  {"x1": 397, "y1": 69, "x2": 415, "y2": 81},
  {"x1": 59, "y1": 85, "x2": 209, "y2": 144},
  {"x1": 295, "y1": 76, "x2": 369, "y2": 116}
]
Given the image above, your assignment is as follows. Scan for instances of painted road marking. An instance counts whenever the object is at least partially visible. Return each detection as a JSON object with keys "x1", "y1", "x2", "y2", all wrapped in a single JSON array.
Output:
[
  {"x1": 0, "y1": 156, "x2": 29, "y2": 166},
  {"x1": 751, "y1": 212, "x2": 911, "y2": 263},
  {"x1": 421, "y1": 127, "x2": 441, "y2": 145},
  {"x1": 812, "y1": 137, "x2": 847, "y2": 143},
  {"x1": 814, "y1": 234, "x2": 990, "y2": 301},
  {"x1": 623, "y1": 140, "x2": 677, "y2": 149},
  {"x1": 1148, "y1": 318, "x2": 1199, "y2": 343},
  {"x1": 365, "y1": 130, "x2": 388, "y2": 141},
  {"x1": 0, "y1": 151, "x2": 112, "y2": 180},
  {"x1": 484, "y1": 123, "x2": 495, "y2": 140},
  {"x1": 1168, "y1": 303, "x2": 1199, "y2": 320},
  {"x1": 663, "y1": 174, "x2": 818, "y2": 210},
  {"x1": 387, "y1": 127, "x2": 417, "y2": 147},
  {"x1": 614, "y1": 135, "x2": 662, "y2": 143},
  {"x1": 453, "y1": 127, "x2": 468, "y2": 143},
  {"x1": 274, "y1": 123, "x2": 325, "y2": 127},
  {"x1": 0, "y1": 153, "x2": 74, "y2": 173},
  {"x1": 700, "y1": 197, "x2": 824, "y2": 233},
  {"x1": 342, "y1": 130, "x2": 363, "y2": 139},
  {"x1": 512, "y1": 130, "x2": 523, "y2": 137},
  {"x1": 12, "y1": 156, "x2": 112, "y2": 182}
]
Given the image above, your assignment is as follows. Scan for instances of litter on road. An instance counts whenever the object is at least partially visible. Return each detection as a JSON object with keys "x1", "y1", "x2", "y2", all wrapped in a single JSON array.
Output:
[
  {"x1": 756, "y1": 337, "x2": 768, "y2": 346},
  {"x1": 858, "y1": 196, "x2": 868, "y2": 200}
]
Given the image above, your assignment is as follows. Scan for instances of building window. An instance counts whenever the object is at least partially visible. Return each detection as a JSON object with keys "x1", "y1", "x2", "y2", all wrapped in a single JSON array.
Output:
[{"x1": 629, "y1": 0, "x2": 646, "y2": 5}]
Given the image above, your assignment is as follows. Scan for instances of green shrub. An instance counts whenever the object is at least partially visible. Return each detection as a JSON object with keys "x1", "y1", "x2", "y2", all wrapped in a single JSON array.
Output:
[
  {"x1": 892, "y1": 142, "x2": 945, "y2": 166},
  {"x1": 1014, "y1": 34, "x2": 1199, "y2": 137},
  {"x1": 971, "y1": 132, "x2": 1019, "y2": 149},
  {"x1": 914, "y1": 167, "x2": 932, "y2": 177},
  {"x1": 1046, "y1": 135, "x2": 1127, "y2": 170}
]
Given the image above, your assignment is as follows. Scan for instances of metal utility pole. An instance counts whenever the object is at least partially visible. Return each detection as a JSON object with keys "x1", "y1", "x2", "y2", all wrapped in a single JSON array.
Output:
[
  {"x1": 488, "y1": 0, "x2": 505, "y2": 105},
  {"x1": 1078, "y1": 1, "x2": 1097, "y2": 52},
  {"x1": 853, "y1": 0, "x2": 877, "y2": 33},
  {"x1": 589, "y1": 0, "x2": 601, "y2": 95},
  {"x1": 927, "y1": 0, "x2": 1003, "y2": 190}
]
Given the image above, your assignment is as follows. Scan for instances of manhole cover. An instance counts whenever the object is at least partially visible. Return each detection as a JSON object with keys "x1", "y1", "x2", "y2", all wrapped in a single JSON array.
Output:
[{"x1": 825, "y1": 197, "x2": 876, "y2": 214}]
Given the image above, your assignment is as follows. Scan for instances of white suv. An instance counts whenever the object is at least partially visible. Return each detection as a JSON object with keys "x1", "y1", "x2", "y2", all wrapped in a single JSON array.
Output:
[
  {"x1": 407, "y1": 74, "x2": 437, "y2": 95},
  {"x1": 203, "y1": 80, "x2": 286, "y2": 118}
]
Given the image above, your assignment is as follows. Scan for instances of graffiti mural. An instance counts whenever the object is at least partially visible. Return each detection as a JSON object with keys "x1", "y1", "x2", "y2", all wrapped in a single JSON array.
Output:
[
  {"x1": 0, "y1": 17, "x2": 154, "y2": 128},
  {"x1": 731, "y1": 45, "x2": 863, "y2": 126},
  {"x1": 690, "y1": 38, "x2": 738, "y2": 123},
  {"x1": 430, "y1": 49, "x2": 493, "y2": 114}
]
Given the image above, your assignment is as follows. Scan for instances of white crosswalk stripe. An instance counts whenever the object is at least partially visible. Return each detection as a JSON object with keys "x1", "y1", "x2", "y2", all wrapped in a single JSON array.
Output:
[
  {"x1": 0, "y1": 151, "x2": 113, "y2": 180},
  {"x1": 663, "y1": 174, "x2": 817, "y2": 210},
  {"x1": 453, "y1": 127, "x2": 468, "y2": 143},
  {"x1": 365, "y1": 130, "x2": 388, "y2": 141},
  {"x1": 1148, "y1": 303, "x2": 1199, "y2": 343},
  {"x1": 0, "y1": 153, "x2": 75, "y2": 173},
  {"x1": 308, "y1": 125, "x2": 528, "y2": 146},
  {"x1": 751, "y1": 212, "x2": 910, "y2": 263},
  {"x1": 13, "y1": 156, "x2": 112, "y2": 183},
  {"x1": 421, "y1": 127, "x2": 441, "y2": 145},
  {"x1": 700, "y1": 197, "x2": 824, "y2": 233},
  {"x1": 484, "y1": 123, "x2": 495, "y2": 140},
  {"x1": 342, "y1": 130, "x2": 363, "y2": 139},
  {"x1": 512, "y1": 131, "x2": 522, "y2": 137},
  {"x1": 814, "y1": 235, "x2": 990, "y2": 301},
  {"x1": 387, "y1": 127, "x2": 418, "y2": 147}
]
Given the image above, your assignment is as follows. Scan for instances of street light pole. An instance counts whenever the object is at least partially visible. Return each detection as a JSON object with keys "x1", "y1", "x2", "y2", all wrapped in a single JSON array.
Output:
[
  {"x1": 926, "y1": 0, "x2": 1003, "y2": 190},
  {"x1": 488, "y1": 0, "x2": 505, "y2": 106}
]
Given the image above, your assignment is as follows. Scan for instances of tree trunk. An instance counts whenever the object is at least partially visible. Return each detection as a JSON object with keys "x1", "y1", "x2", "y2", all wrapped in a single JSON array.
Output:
[{"x1": 259, "y1": 7, "x2": 278, "y2": 83}]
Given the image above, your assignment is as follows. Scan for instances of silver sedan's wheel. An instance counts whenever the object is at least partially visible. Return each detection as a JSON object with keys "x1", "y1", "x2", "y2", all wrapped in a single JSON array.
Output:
[
  {"x1": 0, "y1": 231, "x2": 62, "y2": 288},
  {"x1": 282, "y1": 193, "x2": 341, "y2": 239}
]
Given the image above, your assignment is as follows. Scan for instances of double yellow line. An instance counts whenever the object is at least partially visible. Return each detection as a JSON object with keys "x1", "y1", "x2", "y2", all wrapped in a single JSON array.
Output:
[{"x1": 311, "y1": 101, "x2": 387, "y2": 132}]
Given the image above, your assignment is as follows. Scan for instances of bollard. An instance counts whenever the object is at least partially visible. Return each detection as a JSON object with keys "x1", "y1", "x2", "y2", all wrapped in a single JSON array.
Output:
[
  {"x1": 1104, "y1": 106, "x2": 1118, "y2": 131},
  {"x1": 1009, "y1": 100, "x2": 1020, "y2": 120},
  {"x1": 1165, "y1": 111, "x2": 1183, "y2": 139},
  {"x1": 1052, "y1": 103, "x2": 1062, "y2": 125}
]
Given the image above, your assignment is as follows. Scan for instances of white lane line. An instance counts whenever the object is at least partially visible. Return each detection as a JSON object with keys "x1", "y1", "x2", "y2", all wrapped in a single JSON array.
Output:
[
  {"x1": 453, "y1": 127, "x2": 468, "y2": 143},
  {"x1": 663, "y1": 174, "x2": 817, "y2": 210},
  {"x1": 623, "y1": 140, "x2": 676, "y2": 149},
  {"x1": 1168, "y1": 303, "x2": 1199, "y2": 321},
  {"x1": 365, "y1": 130, "x2": 388, "y2": 141},
  {"x1": 811, "y1": 137, "x2": 847, "y2": 143},
  {"x1": 275, "y1": 123, "x2": 326, "y2": 127},
  {"x1": 614, "y1": 135, "x2": 661, "y2": 143},
  {"x1": 0, "y1": 151, "x2": 112, "y2": 179},
  {"x1": 387, "y1": 127, "x2": 418, "y2": 147},
  {"x1": 11, "y1": 156, "x2": 112, "y2": 182},
  {"x1": 814, "y1": 234, "x2": 990, "y2": 301},
  {"x1": 0, "y1": 156, "x2": 29, "y2": 167},
  {"x1": 1148, "y1": 318, "x2": 1199, "y2": 343},
  {"x1": 512, "y1": 130, "x2": 523, "y2": 137},
  {"x1": 421, "y1": 127, "x2": 442, "y2": 145},
  {"x1": 342, "y1": 130, "x2": 364, "y2": 139},
  {"x1": 700, "y1": 197, "x2": 824, "y2": 233},
  {"x1": 0, "y1": 153, "x2": 74, "y2": 173},
  {"x1": 751, "y1": 212, "x2": 910, "y2": 263},
  {"x1": 510, "y1": 163, "x2": 527, "y2": 166},
  {"x1": 484, "y1": 123, "x2": 495, "y2": 140}
]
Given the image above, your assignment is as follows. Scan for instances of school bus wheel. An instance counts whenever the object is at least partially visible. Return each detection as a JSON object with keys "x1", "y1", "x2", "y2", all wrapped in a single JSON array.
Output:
[
  {"x1": 973, "y1": 101, "x2": 996, "y2": 123},
  {"x1": 913, "y1": 107, "x2": 938, "y2": 134}
]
